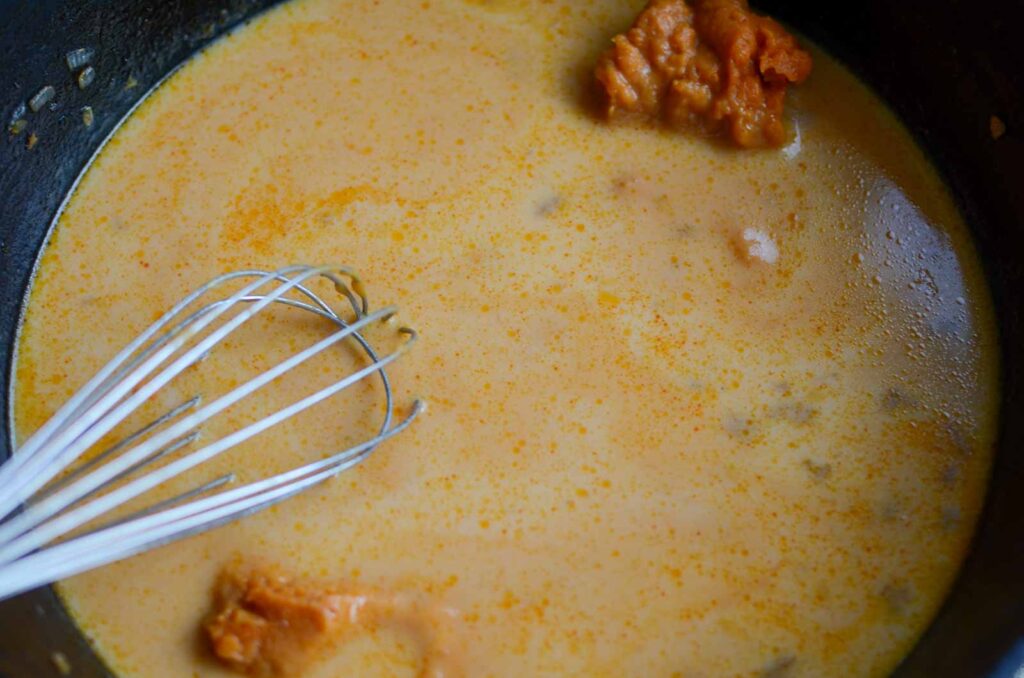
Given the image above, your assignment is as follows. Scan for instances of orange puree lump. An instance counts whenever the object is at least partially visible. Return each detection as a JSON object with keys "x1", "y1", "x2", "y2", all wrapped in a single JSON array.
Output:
[
  {"x1": 205, "y1": 568, "x2": 461, "y2": 677},
  {"x1": 595, "y1": 0, "x2": 812, "y2": 147}
]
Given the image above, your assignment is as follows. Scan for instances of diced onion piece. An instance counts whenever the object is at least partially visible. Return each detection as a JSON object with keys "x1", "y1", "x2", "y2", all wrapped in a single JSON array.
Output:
[
  {"x1": 65, "y1": 47, "x2": 94, "y2": 71},
  {"x1": 78, "y1": 66, "x2": 96, "y2": 90},
  {"x1": 8, "y1": 102, "x2": 26, "y2": 125},
  {"x1": 741, "y1": 228, "x2": 779, "y2": 265},
  {"x1": 29, "y1": 85, "x2": 55, "y2": 113}
]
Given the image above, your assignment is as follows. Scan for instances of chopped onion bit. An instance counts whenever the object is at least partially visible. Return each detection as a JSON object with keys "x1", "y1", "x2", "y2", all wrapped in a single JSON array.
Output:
[
  {"x1": 65, "y1": 47, "x2": 94, "y2": 71},
  {"x1": 82, "y1": 106, "x2": 94, "y2": 127},
  {"x1": 51, "y1": 650, "x2": 72, "y2": 676},
  {"x1": 29, "y1": 86, "x2": 55, "y2": 113},
  {"x1": 78, "y1": 66, "x2": 96, "y2": 90},
  {"x1": 8, "y1": 102, "x2": 26, "y2": 125}
]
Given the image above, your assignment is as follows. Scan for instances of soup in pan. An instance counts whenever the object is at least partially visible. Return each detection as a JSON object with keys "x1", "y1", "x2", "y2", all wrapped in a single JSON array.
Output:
[{"x1": 12, "y1": 0, "x2": 998, "y2": 675}]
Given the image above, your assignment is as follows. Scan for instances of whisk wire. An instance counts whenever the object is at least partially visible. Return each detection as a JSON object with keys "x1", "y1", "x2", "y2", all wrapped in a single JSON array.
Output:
[
  {"x1": 0, "y1": 269, "x2": 282, "y2": 497},
  {"x1": 0, "y1": 265, "x2": 420, "y2": 600},
  {"x1": 0, "y1": 267, "x2": 334, "y2": 523},
  {"x1": 0, "y1": 271, "x2": 269, "y2": 518},
  {"x1": 0, "y1": 303, "x2": 396, "y2": 566},
  {"x1": 35, "y1": 396, "x2": 203, "y2": 501},
  {"x1": 0, "y1": 399, "x2": 422, "y2": 601},
  {"x1": 79, "y1": 472, "x2": 236, "y2": 537}
]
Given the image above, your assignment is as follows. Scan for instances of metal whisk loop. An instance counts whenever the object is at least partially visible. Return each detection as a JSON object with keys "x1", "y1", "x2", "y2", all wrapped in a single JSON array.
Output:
[
  {"x1": 0, "y1": 266, "x2": 338, "y2": 520},
  {"x1": 0, "y1": 265, "x2": 422, "y2": 601}
]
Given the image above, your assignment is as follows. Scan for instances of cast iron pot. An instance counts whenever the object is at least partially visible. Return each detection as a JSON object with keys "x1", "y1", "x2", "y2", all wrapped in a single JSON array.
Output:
[{"x1": 0, "y1": 0, "x2": 1022, "y2": 675}]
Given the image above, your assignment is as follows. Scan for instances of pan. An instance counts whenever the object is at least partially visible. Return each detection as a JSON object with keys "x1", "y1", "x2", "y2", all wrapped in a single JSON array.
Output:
[{"x1": 0, "y1": 0, "x2": 1022, "y2": 675}]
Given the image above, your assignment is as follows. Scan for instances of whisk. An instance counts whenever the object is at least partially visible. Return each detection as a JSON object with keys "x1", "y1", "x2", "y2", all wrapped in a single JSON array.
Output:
[{"x1": 0, "y1": 264, "x2": 422, "y2": 601}]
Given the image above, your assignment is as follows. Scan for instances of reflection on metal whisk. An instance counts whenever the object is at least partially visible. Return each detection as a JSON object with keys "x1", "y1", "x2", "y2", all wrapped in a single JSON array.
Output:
[{"x1": 0, "y1": 265, "x2": 422, "y2": 601}]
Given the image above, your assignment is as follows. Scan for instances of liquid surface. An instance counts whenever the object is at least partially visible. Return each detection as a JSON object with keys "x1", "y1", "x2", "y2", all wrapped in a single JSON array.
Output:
[{"x1": 13, "y1": 0, "x2": 999, "y2": 675}]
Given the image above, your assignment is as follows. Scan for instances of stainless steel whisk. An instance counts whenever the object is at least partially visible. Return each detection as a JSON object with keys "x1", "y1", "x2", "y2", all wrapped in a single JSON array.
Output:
[{"x1": 0, "y1": 265, "x2": 422, "y2": 601}]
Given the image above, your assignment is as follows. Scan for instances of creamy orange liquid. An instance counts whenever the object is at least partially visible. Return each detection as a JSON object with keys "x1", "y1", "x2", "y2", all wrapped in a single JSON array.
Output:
[{"x1": 12, "y1": 0, "x2": 998, "y2": 676}]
